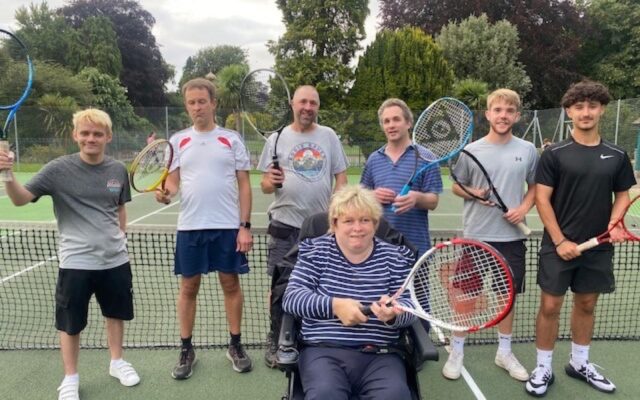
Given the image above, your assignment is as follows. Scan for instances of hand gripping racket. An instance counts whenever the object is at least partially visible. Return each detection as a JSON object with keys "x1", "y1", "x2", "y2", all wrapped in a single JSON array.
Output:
[
  {"x1": 577, "y1": 194, "x2": 640, "y2": 251},
  {"x1": 0, "y1": 29, "x2": 34, "y2": 182},
  {"x1": 240, "y1": 69, "x2": 290, "y2": 188},
  {"x1": 450, "y1": 149, "x2": 531, "y2": 236},
  {"x1": 363, "y1": 238, "x2": 514, "y2": 333},
  {"x1": 392, "y1": 98, "x2": 473, "y2": 211},
  {"x1": 129, "y1": 139, "x2": 174, "y2": 197}
]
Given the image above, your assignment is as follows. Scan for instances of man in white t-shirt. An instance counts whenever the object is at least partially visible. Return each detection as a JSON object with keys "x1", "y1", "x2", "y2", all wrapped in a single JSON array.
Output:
[{"x1": 156, "y1": 78, "x2": 253, "y2": 379}]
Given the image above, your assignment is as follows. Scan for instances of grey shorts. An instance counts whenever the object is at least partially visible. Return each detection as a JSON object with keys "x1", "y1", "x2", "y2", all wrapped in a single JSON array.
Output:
[
  {"x1": 267, "y1": 220, "x2": 300, "y2": 276},
  {"x1": 537, "y1": 248, "x2": 615, "y2": 295}
]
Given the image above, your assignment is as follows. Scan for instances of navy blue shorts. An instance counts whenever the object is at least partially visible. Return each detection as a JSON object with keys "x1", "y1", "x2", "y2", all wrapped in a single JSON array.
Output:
[{"x1": 175, "y1": 229, "x2": 249, "y2": 277}]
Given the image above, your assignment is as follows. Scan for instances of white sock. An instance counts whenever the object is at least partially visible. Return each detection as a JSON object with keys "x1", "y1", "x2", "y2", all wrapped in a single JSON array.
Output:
[
  {"x1": 571, "y1": 342, "x2": 589, "y2": 368},
  {"x1": 62, "y1": 373, "x2": 79, "y2": 385},
  {"x1": 536, "y1": 349, "x2": 553, "y2": 370},
  {"x1": 110, "y1": 358, "x2": 125, "y2": 368},
  {"x1": 497, "y1": 333, "x2": 512, "y2": 355},
  {"x1": 451, "y1": 335, "x2": 465, "y2": 354}
]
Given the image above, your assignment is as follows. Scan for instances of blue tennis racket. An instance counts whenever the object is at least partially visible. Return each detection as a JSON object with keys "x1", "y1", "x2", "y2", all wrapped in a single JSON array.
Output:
[
  {"x1": 393, "y1": 98, "x2": 473, "y2": 211},
  {"x1": 0, "y1": 29, "x2": 34, "y2": 182}
]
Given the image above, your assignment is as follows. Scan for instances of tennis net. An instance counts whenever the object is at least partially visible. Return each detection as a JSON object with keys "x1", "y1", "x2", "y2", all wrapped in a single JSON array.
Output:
[{"x1": 1, "y1": 223, "x2": 638, "y2": 349}]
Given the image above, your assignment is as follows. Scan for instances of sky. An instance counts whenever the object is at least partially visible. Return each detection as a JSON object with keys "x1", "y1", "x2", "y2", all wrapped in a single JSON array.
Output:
[{"x1": 0, "y1": 0, "x2": 380, "y2": 89}]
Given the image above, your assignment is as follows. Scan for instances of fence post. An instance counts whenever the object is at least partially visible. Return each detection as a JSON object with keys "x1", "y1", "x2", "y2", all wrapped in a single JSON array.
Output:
[{"x1": 615, "y1": 99, "x2": 621, "y2": 145}]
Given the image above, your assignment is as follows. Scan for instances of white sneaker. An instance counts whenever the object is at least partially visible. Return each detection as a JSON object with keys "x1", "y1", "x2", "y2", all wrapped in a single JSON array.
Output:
[
  {"x1": 109, "y1": 361, "x2": 141, "y2": 387},
  {"x1": 525, "y1": 365, "x2": 554, "y2": 397},
  {"x1": 565, "y1": 361, "x2": 616, "y2": 393},
  {"x1": 57, "y1": 381, "x2": 79, "y2": 400},
  {"x1": 495, "y1": 351, "x2": 529, "y2": 381},
  {"x1": 442, "y1": 350, "x2": 464, "y2": 380}
]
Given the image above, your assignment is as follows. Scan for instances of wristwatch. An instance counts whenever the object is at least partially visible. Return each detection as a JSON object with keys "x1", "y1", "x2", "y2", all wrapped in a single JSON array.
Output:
[{"x1": 239, "y1": 222, "x2": 252, "y2": 229}]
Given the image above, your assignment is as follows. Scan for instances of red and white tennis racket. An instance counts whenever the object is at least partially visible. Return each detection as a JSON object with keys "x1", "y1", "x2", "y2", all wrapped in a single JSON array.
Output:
[
  {"x1": 363, "y1": 238, "x2": 514, "y2": 333},
  {"x1": 577, "y1": 194, "x2": 640, "y2": 252}
]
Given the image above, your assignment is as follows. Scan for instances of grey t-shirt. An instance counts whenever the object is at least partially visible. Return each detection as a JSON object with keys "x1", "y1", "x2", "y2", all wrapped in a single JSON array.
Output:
[
  {"x1": 452, "y1": 137, "x2": 538, "y2": 241},
  {"x1": 257, "y1": 124, "x2": 349, "y2": 228},
  {"x1": 25, "y1": 154, "x2": 131, "y2": 270}
]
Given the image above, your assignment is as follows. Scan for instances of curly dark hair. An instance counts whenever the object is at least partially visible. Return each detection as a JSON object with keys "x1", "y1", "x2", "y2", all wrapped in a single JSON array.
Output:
[{"x1": 561, "y1": 80, "x2": 611, "y2": 108}]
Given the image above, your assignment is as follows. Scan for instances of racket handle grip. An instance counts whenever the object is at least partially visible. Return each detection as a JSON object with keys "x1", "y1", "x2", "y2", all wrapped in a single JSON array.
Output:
[
  {"x1": 390, "y1": 184, "x2": 411, "y2": 213},
  {"x1": 272, "y1": 158, "x2": 282, "y2": 189},
  {"x1": 0, "y1": 140, "x2": 13, "y2": 182},
  {"x1": 576, "y1": 238, "x2": 601, "y2": 252},
  {"x1": 516, "y1": 222, "x2": 531, "y2": 236}
]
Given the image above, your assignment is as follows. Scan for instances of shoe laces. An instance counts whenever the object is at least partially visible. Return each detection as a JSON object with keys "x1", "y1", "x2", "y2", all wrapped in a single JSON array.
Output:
[
  {"x1": 581, "y1": 362, "x2": 605, "y2": 380},
  {"x1": 115, "y1": 361, "x2": 136, "y2": 377},
  {"x1": 179, "y1": 347, "x2": 191, "y2": 365},
  {"x1": 532, "y1": 365, "x2": 552, "y2": 382},
  {"x1": 230, "y1": 343, "x2": 248, "y2": 359}
]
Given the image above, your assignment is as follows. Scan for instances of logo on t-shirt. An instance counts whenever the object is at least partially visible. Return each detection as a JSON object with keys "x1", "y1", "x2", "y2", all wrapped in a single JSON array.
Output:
[
  {"x1": 288, "y1": 142, "x2": 326, "y2": 182},
  {"x1": 107, "y1": 179, "x2": 122, "y2": 193}
]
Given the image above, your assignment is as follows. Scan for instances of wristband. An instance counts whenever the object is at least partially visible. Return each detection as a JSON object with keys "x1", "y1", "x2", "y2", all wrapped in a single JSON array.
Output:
[{"x1": 554, "y1": 238, "x2": 567, "y2": 247}]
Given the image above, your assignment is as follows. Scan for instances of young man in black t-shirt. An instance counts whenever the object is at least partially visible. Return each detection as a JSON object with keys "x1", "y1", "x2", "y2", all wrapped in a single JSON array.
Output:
[{"x1": 525, "y1": 81, "x2": 636, "y2": 397}]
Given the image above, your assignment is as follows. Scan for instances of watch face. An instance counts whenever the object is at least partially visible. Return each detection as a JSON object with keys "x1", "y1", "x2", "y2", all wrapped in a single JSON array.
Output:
[{"x1": 240, "y1": 222, "x2": 251, "y2": 229}]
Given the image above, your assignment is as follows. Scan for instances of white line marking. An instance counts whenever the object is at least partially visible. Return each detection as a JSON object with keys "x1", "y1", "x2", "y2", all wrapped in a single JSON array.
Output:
[
  {"x1": 129, "y1": 201, "x2": 180, "y2": 225},
  {"x1": 1, "y1": 257, "x2": 56, "y2": 284}
]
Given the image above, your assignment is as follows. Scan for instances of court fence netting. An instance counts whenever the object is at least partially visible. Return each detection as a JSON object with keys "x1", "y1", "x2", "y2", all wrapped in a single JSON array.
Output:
[{"x1": 1, "y1": 223, "x2": 639, "y2": 350}]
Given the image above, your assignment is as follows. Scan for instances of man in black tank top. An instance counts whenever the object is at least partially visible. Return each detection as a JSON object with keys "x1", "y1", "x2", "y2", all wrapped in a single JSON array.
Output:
[{"x1": 525, "y1": 81, "x2": 635, "y2": 397}]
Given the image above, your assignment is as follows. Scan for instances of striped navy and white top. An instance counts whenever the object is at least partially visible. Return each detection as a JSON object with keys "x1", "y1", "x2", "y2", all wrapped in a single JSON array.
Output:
[{"x1": 283, "y1": 234, "x2": 417, "y2": 347}]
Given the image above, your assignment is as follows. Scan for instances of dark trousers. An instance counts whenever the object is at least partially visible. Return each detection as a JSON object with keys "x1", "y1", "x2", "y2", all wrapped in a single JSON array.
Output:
[{"x1": 299, "y1": 346, "x2": 412, "y2": 400}]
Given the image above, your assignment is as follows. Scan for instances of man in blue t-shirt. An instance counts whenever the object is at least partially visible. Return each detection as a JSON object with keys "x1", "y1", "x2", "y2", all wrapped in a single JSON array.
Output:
[{"x1": 361, "y1": 98, "x2": 443, "y2": 257}]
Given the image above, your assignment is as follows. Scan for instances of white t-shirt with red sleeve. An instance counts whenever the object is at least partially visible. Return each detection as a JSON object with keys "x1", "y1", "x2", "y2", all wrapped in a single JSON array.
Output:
[{"x1": 169, "y1": 126, "x2": 251, "y2": 230}]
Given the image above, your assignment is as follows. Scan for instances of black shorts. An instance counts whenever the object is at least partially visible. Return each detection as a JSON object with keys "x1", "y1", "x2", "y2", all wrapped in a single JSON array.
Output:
[
  {"x1": 267, "y1": 220, "x2": 300, "y2": 276},
  {"x1": 55, "y1": 262, "x2": 134, "y2": 335},
  {"x1": 537, "y1": 249, "x2": 615, "y2": 295},
  {"x1": 486, "y1": 240, "x2": 527, "y2": 294}
]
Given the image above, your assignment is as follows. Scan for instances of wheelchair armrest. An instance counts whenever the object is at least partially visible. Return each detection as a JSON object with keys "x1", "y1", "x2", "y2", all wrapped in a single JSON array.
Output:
[
  {"x1": 276, "y1": 313, "x2": 300, "y2": 369},
  {"x1": 408, "y1": 320, "x2": 439, "y2": 364}
]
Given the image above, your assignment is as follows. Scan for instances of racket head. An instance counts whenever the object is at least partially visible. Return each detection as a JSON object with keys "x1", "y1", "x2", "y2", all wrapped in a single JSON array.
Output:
[
  {"x1": 621, "y1": 195, "x2": 640, "y2": 240},
  {"x1": 129, "y1": 139, "x2": 173, "y2": 193},
  {"x1": 402, "y1": 238, "x2": 514, "y2": 332},
  {"x1": 413, "y1": 98, "x2": 473, "y2": 163},
  {"x1": 0, "y1": 29, "x2": 34, "y2": 138},
  {"x1": 239, "y1": 69, "x2": 290, "y2": 138},
  {"x1": 452, "y1": 150, "x2": 508, "y2": 211}
]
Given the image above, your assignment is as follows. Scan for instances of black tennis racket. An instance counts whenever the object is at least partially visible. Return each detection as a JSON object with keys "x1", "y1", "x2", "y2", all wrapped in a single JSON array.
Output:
[
  {"x1": 129, "y1": 139, "x2": 174, "y2": 201},
  {"x1": 392, "y1": 98, "x2": 473, "y2": 211},
  {"x1": 450, "y1": 149, "x2": 531, "y2": 236},
  {"x1": 0, "y1": 29, "x2": 34, "y2": 182},
  {"x1": 362, "y1": 238, "x2": 514, "y2": 333},
  {"x1": 239, "y1": 69, "x2": 290, "y2": 188}
]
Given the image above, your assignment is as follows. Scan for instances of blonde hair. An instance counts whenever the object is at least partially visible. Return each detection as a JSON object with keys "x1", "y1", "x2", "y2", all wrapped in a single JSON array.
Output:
[
  {"x1": 377, "y1": 98, "x2": 413, "y2": 126},
  {"x1": 328, "y1": 185, "x2": 382, "y2": 233},
  {"x1": 72, "y1": 108, "x2": 113, "y2": 136},
  {"x1": 181, "y1": 77, "x2": 217, "y2": 101},
  {"x1": 486, "y1": 88, "x2": 521, "y2": 110}
]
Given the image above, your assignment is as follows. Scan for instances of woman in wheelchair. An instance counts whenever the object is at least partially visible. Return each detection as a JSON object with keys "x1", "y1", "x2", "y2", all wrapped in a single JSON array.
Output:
[{"x1": 283, "y1": 185, "x2": 417, "y2": 400}]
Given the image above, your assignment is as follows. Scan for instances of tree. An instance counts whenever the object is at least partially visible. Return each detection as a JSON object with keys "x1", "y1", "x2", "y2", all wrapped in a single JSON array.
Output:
[
  {"x1": 215, "y1": 64, "x2": 250, "y2": 133},
  {"x1": 579, "y1": 0, "x2": 640, "y2": 99},
  {"x1": 180, "y1": 45, "x2": 248, "y2": 88},
  {"x1": 436, "y1": 15, "x2": 531, "y2": 98},
  {"x1": 68, "y1": 16, "x2": 122, "y2": 77},
  {"x1": 379, "y1": 0, "x2": 586, "y2": 108},
  {"x1": 347, "y1": 27, "x2": 455, "y2": 154},
  {"x1": 268, "y1": 0, "x2": 369, "y2": 109},
  {"x1": 452, "y1": 79, "x2": 489, "y2": 111},
  {"x1": 60, "y1": 0, "x2": 173, "y2": 106}
]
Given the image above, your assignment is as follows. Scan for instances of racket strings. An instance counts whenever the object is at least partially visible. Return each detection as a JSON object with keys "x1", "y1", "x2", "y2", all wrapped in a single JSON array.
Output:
[
  {"x1": 240, "y1": 71, "x2": 289, "y2": 133},
  {"x1": 0, "y1": 30, "x2": 32, "y2": 130},
  {"x1": 411, "y1": 242, "x2": 511, "y2": 330},
  {"x1": 623, "y1": 197, "x2": 640, "y2": 239},
  {"x1": 131, "y1": 141, "x2": 171, "y2": 190},
  {"x1": 413, "y1": 100, "x2": 473, "y2": 160}
]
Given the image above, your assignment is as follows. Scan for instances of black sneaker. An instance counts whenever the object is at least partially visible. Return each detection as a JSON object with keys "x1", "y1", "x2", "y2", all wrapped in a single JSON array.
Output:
[
  {"x1": 525, "y1": 365, "x2": 554, "y2": 397},
  {"x1": 565, "y1": 361, "x2": 616, "y2": 393},
  {"x1": 227, "y1": 343, "x2": 252, "y2": 373},
  {"x1": 264, "y1": 331, "x2": 278, "y2": 368},
  {"x1": 172, "y1": 347, "x2": 197, "y2": 380}
]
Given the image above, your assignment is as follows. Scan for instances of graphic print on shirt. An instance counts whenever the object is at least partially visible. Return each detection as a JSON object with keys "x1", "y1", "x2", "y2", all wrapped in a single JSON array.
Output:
[{"x1": 288, "y1": 142, "x2": 327, "y2": 182}]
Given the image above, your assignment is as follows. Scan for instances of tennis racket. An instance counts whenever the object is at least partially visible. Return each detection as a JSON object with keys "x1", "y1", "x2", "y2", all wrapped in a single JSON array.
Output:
[
  {"x1": 0, "y1": 29, "x2": 34, "y2": 182},
  {"x1": 239, "y1": 68, "x2": 290, "y2": 189},
  {"x1": 576, "y1": 194, "x2": 640, "y2": 252},
  {"x1": 129, "y1": 139, "x2": 174, "y2": 200},
  {"x1": 392, "y1": 98, "x2": 473, "y2": 211},
  {"x1": 362, "y1": 238, "x2": 514, "y2": 333},
  {"x1": 450, "y1": 150, "x2": 531, "y2": 236}
]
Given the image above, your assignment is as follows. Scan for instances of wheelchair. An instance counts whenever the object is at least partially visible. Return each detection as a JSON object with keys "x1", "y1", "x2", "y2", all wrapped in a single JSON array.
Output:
[{"x1": 276, "y1": 312, "x2": 439, "y2": 400}]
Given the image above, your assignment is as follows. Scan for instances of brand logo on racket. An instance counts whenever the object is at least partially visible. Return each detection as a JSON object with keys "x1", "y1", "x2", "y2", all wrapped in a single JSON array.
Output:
[{"x1": 431, "y1": 120, "x2": 453, "y2": 139}]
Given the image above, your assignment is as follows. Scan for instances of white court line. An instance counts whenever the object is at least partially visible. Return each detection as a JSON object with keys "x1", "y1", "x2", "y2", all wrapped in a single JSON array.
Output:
[
  {"x1": 1, "y1": 257, "x2": 57, "y2": 284},
  {"x1": 129, "y1": 200, "x2": 180, "y2": 225},
  {"x1": 432, "y1": 325, "x2": 487, "y2": 400}
]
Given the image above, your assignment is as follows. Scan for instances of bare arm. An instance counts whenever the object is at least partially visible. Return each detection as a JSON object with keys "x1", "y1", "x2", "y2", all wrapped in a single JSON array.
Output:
[
  {"x1": 3, "y1": 171, "x2": 35, "y2": 206},
  {"x1": 333, "y1": 171, "x2": 348, "y2": 193},
  {"x1": 393, "y1": 191, "x2": 439, "y2": 214},
  {"x1": 504, "y1": 182, "x2": 536, "y2": 224},
  {"x1": 155, "y1": 169, "x2": 180, "y2": 204},
  {"x1": 236, "y1": 170, "x2": 253, "y2": 253},
  {"x1": 536, "y1": 183, "x2": 579, "y2": 260},
  {"x1": 608, "y1": 191, "x2": 631, "y2": 242},
  {"x1": 260, "y1": 168, "x2": 284, "y2": 194}
]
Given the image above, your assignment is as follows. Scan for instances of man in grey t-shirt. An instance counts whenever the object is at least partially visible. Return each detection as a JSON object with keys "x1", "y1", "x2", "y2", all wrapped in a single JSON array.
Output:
[
  {"x1": 257, "y1": 85, "x2": 349, "y2": 367},
  {"x1": 0, "y1": 109, "x2": 139, "y2": 400},
  {"x1": 444, "y1": 89, "x2": 538, "y2": 382}
]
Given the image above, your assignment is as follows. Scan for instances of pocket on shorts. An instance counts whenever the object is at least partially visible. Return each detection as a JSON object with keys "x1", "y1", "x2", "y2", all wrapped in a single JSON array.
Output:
[{"x1": 55, "y1": 285, "x2": 70, "y2": 309}]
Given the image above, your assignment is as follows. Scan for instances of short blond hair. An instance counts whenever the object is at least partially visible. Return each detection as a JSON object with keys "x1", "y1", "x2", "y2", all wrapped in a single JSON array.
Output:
[
  {"x1": 377, "y1": 98, "x2": 413, "y2": 127},
  {"x1": 182, "y1": 78, "x2": 217, "y2": 101},
  {"x1": 72, "y1": 108, "x2": 113, "y2": 136},
  {"x1": 486, "y1": 88, "x2": 521, "y2": 110},
  {"x1": 328, "y1": 185, "x2": 382, "y2": 233}
]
